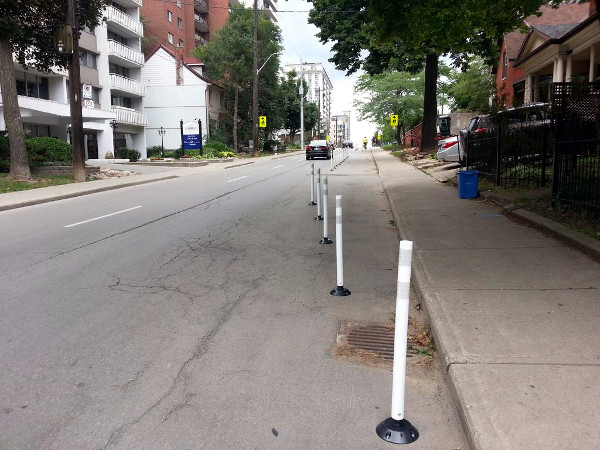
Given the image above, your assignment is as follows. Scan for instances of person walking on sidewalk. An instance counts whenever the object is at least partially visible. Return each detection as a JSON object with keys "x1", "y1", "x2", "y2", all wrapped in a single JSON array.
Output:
[{"x1": 362, "y1": 136, "x2": 368, "y2": 150}]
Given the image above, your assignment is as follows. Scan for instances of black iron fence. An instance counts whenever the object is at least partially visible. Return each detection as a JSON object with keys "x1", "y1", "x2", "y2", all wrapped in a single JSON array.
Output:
[
  {"x1": 464, "y1": 84, "x2": 600, "y2": 212},
  {"x1": 465, "y1": 105, "x2": 552, "y2": 188},
  {"x1": 551, "y1": 82, "x2": 600, "y2": 212}
]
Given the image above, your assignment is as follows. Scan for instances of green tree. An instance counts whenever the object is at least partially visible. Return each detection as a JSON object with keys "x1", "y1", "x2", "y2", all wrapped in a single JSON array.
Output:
[
  {"x1": 354, "y1": 70, "x2": 424, "y2": 143},
  {"x1": 447, "y1": 58, "x2": 494, "y2": 113},
  {"x1": 279, "y1": 72, "x2": 318, "y2": 144},
  {"x1": 195, "y1": 7, "x2": 281, "y2": 153},
  {"x1": 308, "y1": 0, "x2": 552, "y2": 151},
  {"x1": 0, "y1": 0, "x2": 105, "y2": 181}
]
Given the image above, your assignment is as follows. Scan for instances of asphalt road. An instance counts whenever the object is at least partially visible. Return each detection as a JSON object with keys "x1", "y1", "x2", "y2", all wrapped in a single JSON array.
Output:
[{"x1": 0, "y1": 152, "x2": 468, "y2": 449}]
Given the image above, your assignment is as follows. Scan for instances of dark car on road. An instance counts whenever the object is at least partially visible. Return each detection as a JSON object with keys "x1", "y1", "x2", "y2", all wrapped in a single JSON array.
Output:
[{"x1": 306, "y1": 139, "x2": 332, "y2": 160}]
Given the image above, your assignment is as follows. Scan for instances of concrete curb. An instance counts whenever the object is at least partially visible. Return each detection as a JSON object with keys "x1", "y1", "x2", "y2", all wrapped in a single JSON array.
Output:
[{"x1": 0, "y1": 175, "x2": 177, "y2": 212}]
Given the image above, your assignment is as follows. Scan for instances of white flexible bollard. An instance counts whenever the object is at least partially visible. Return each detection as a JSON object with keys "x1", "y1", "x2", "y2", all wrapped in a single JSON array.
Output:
[
  {"x1": 319, "y1": 176, "x2": 333, "y2": 244},
  {"x1": 376, "y1": 240, "x2": 419, "y2": 444},
  {"x1": 315, "y1": 168, "x2": 323, "y2": 220},
  {"x1": 309, "y1": 163, "x2": 316, "y2": 206},
  {"x1": 330, "y1": 195, "x2": 350, "y2": 296}
]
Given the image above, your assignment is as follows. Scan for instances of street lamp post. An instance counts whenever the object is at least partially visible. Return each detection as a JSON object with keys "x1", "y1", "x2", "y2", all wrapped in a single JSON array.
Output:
[
  {"x1": 158, "y1": 126, "x2": 166, "y2": 157},
  {"x1": 109, "y1": 119, "x2": 118, "y2": 158}
]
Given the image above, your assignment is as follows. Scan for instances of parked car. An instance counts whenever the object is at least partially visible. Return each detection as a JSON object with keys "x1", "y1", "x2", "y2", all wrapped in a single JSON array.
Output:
[
  {"x1": 437, "y1": 135, "x2": 463, "y2": 163},
  {"x1": 305, "y1": 139, "x2": 332, "y2": 160},
  {"x1": 342, "y1": 140, "x2": 353, "y2": 149}
]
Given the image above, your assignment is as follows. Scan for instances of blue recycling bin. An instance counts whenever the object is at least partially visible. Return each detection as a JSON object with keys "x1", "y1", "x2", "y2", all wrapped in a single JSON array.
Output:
[{"x1": 457, "y1": 170, "x2": 479, "y2": 199}]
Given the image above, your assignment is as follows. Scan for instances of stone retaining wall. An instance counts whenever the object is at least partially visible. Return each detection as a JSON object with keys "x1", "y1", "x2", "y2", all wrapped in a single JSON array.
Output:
[{"x1": 31, "y1": 166, "x2": 100, "y2": 176}]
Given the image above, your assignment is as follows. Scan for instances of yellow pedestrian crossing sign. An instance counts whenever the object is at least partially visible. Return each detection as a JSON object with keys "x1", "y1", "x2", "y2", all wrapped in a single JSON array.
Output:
[
  {"x1": 259, "y1": 116, "x2": 267, "y2": 128},
  {"x1": 390, "y1": 115, "x2": 398, "y2": 127}
]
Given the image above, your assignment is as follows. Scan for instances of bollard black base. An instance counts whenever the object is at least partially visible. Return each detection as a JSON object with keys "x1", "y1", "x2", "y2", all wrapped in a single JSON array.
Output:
[
  {"x1": 315, "y1": 215, "x2": 323, "y2": 221},
  {"x1": 376, "y1": 418, "x2": 419, "y2": 444},
  {"x1": 330, "y1": 286, "x2": 351, "y2": 296},
  {"x1": 308, "y1": 201, "x2": 317, "y2": 206},
  {"x1": 319, "y1": 237, "x2": 333, "y2": 244}
]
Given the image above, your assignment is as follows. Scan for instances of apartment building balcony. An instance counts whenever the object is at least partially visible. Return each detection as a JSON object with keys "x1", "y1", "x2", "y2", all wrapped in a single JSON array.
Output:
[
  {"x1": 112, "y1": 107, "x2": 147, "y2": 127},
  {"x1": 108, "y1": 40, "x2": 144, "y2": 68},
  {"x1": 114, "y1": 0, "x2": 142, "y2": 8},
  {"x1": 194, "y1": 14, "x2": 209, "y2": 33},
  {"x1": 195, "y1": 34, "x2": 208, "y2": 46},
  {"x1": 194, "y1": 0, "x2": 209, "y2": 13},
  {"x1": 110, "y1": 74, "x2": 145, "y2": 97},
  {"x1": 105, "y1": 5, "x2": 143, "y2": 38}
]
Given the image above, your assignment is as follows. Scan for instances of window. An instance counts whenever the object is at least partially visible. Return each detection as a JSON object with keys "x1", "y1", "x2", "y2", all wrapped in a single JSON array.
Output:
[
  {"x1": 16, "y1": 74, "x2": 49, "y2": 99},
  {"x1": 178, "y1": 39, "x2": 184, "y2": 48},
  {"x1": 111, "y1": 95, "x2": 132, "y2": 108},
  {"x1": 502, "y1": 51, "x2": 508, "y2": 80},
  {"x1": 178, "y1": 17, "x2": 183, "y2": 29},
  {"x1": 107, "y1": 30, "x2": 127, "y2": 45},
  {"x1": 177, "y1": 0, "x2": 182, "y2": 7},
  {"x1": 79, "y1": 51, "x2": 97, "y2": 69},
  {"x1": 167, "y1": 10, "x2": 173, "y2": 22},
  {"x1": 168, "y1": 33, "x2": 174, "y2": 45},
  {"x1": 109, "y1": 63, "x2": 130, "y2": 78}
]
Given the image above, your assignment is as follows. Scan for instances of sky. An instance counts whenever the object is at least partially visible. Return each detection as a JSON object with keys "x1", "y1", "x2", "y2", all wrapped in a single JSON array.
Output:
[{"x1": 275, "y1": 0, "x2": 376, "y2": 143}]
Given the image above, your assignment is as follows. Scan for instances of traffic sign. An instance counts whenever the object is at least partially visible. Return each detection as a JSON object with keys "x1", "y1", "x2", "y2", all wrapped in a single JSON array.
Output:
[
  {"x1": 259, "y1": 116, "x2": 267, "y2": 127},
  {"x1": 390, "y1": 115, "x2": 398, "y2": 127}
]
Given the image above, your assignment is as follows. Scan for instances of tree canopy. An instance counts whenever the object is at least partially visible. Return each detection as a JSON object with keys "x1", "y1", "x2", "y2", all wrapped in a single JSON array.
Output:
[
  {"x1": 195, "y1": 6, "x2": 282, "y2": 152},
  {"x1": 308, "y1": 0, "x2": 553, "y2": 151},
  {"x1": 0, "y1": 0, "x2": 106, "y2": 180}
]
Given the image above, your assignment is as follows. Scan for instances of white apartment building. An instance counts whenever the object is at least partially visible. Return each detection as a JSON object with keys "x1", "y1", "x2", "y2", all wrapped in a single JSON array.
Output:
[
  {"x1": 330, "y1": 111, "x2": 351, "y2": 145},
  {"x1": 0, "y1": 0, "x2": 147, "y2": 160},
  {"x1": 283, "y1": 63, "x2": 333, "y2": 137}
]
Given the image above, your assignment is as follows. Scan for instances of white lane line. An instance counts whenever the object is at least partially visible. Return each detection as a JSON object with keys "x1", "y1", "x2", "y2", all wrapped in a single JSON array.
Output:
[
  {"x1": 226, "y1": 175, "x2": 248, "y2": 183},
  {"x1": 64, "y1": 206, "x2": 143, "y2": 228},
  {"x1": 297, "y1": 158, "x2": 305, "y2": 161},
  {"x1": 274, "y1": 165, "x2": 284, "y2": 169}
]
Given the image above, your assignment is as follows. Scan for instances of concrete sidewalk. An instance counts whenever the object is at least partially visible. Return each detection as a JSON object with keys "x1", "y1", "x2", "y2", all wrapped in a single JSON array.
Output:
[{"x1": 372, "y1": 147, "x2": 600, "y2": 450}]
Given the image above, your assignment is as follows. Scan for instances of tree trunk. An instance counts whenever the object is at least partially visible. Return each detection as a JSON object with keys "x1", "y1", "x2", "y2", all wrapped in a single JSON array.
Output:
[
  {"x1": 232, "y1": 87, "x2": 239, "y2": 153},
  {"x1": 0, "y1": 37, "x2": 32, "y2": 181},
  {"x1": 421, "y1": 54, "x2": 439, "y2": 153}
]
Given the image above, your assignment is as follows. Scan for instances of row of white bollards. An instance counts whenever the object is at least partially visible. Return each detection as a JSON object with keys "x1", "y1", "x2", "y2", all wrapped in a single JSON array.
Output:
[
  {"x1": 330, "y1": 147, "x2": 349, "y2": 171},
  {"x1": 308, "y1": 163, "x2": 419, "y2": 444}
]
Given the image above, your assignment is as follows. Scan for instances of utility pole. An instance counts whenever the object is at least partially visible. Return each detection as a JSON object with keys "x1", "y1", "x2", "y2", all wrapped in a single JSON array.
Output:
[
  {"x1": 299, "y1": 62, "x2": 304, "y2": 150},
  {"x1": 252, "y1": 0, "x2": 259, "y2": 157},
  {"x1": 68, "y1": 0, "x2": 86, "y2": 182},
  {"x1": 316, "y1": 87, "x2": 321, "y2": 139}
]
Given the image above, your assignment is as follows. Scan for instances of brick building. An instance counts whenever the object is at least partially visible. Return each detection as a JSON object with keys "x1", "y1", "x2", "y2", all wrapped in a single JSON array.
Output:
[
  {"x1": 141, "y1": 0, "x2": 235, "y2": 60},
  {"x1": 494, "y1": 1, "x2": 591, "y2": 107}
]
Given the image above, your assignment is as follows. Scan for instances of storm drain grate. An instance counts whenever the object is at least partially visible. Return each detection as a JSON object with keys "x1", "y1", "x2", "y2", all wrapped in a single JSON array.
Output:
[{"x1": 347, "y1": 324, "x2": 395, "y2": 360}]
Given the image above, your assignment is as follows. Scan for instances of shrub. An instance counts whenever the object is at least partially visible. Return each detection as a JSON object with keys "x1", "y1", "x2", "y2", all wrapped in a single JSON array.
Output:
[
  {"x1": 116, "y1": 147, "x2": 141, "y2": 162},
  {"x1": 26, "y1": 137, "x2": 72, "y2": 166},
  {"x1": 217, "y1": 151, "x2": 236, "y2": 158},
  {"x1": 0, "y1": 132, "x2": 9, "y2": 173},
  {"x1": 203, "y1": 141, "x2": 230, "y2": 153},
  {"x1": 147, "y1": 145, "x2": 163, "y2": 157}
]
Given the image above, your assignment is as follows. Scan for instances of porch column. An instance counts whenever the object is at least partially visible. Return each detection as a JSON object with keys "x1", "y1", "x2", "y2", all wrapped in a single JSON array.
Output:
[
  {"x1": 524, "y1": 74, "x2": 533, "y2": 104},
  {"x1": 565, "y1": 54, "x2": 573, "y2": 82},
  {"x1": 590, "y1": 46, "x2": 597, "y2": 82},
  {"x1": 533, "y1": 75, "x2": 540, "y2": 103},
  {"x1": 555, "y1": 56, "x2": 564, "y2": 82}
]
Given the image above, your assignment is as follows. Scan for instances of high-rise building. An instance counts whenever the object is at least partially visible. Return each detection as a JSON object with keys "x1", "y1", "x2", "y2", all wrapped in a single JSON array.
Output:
[
  {"x1": 140, "y1": 0, "x2": 244, "y2": 59},
  {"x1": 283, "y1": 62, "x2": 333, "y2": 137},
  {"x1": 0, "y1": 0, "x2": 147, "y2": 160},
  {"x1": 331, "y1": 111, "x2": 351, "y2": 146}
]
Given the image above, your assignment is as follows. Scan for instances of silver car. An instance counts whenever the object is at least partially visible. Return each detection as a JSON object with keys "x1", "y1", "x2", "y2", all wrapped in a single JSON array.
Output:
[{"x1": 437, "y1": 136, "x2": 463, "y2": 162}]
